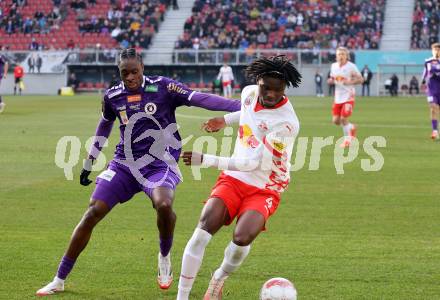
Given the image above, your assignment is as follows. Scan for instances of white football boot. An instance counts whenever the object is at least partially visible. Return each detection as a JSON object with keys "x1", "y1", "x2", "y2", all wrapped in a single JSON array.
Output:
[
  {"x1": 157, "y1": 252, "x2": 173, "y2": 289},
  {"x1": 36, "y1": 276, "x2": 64, "y2": 296}
]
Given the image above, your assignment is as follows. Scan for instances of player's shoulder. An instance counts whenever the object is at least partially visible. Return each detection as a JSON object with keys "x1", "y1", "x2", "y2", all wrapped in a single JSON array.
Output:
[
  {"x1": 268, "y1": 98, "x2": 300, "y2": 135},
  {"x1": 347, "y1": 61, "x2": 359, "y2": 69},
  {"x1": 425, "y1": 57, "x2": 436, "y2": 63},
  {"x1": 145, "y1": 75, "x2": 165, "y2": 84},
  {"x1": 104, "y1": 82, "x2": 125, "y2": 100},
  {"x1": 240, "y1": 84, "x2": 258, "y2": 102}
]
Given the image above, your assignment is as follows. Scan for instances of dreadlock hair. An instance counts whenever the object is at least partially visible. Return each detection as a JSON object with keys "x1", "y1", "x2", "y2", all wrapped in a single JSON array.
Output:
[
  {"x1": 245, "y1": 55, "x2": 301, "y2": 88},
  {"x1": 118, "y1": 48, "x2": 143, "y2": 65}
]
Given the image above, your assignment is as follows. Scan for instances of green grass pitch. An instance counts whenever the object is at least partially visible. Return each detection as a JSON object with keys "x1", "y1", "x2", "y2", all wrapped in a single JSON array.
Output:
[{"x1": 0, "y1": 94, "x2": 439, "y2": 299}]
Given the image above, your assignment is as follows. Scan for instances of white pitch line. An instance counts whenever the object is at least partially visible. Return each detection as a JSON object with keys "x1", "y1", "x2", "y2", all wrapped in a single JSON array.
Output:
[{"x1": 176, "y1": 113, "x2": 425, "y2": 129}]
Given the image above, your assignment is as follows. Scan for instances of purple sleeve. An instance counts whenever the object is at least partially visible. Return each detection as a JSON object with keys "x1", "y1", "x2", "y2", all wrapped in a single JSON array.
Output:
[
  {"x1": 102, "y1": 95, "x2": 117, "y2": 121},
  {"x1": 87, "y1": 117, "x2": 114, "y2": 159},
  {"x1": 188, "y1": 92, "x2": 241, "y2": 112},
  {"x1": 422, "y1": 62, "x2": 428, "y2": 81}
]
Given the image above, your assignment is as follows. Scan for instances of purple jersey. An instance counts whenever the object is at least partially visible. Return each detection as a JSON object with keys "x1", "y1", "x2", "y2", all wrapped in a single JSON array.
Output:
[
  {"x1": 0, "y1": 55, "x2": 6, "y2": 79},
  {"x1": 422, "y1": 57, "x2": 440, "y2": 96},
  {"x1": 102, "y1": 75, "x2": 240, "y2": 170}
]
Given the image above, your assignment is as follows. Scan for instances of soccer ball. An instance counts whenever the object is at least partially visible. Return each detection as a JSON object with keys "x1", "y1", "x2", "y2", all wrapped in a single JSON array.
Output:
[{"x1": 260, "y1": 277, "x2": 297, "y2": 300}]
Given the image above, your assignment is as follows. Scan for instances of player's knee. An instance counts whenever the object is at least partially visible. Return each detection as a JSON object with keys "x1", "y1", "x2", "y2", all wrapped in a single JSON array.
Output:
[
  {"x1": 232, "y1": 232, "x2": 253, "y2": 246},
  {"x1": 82, "y1": 207, "x2": 104, "y2": 228},
  {"x1": 333, "y1": 118, "x2": 341, "y2": 125},
  {"x1": 154, "y1": 197, "x2": 173, "y2": 214}
]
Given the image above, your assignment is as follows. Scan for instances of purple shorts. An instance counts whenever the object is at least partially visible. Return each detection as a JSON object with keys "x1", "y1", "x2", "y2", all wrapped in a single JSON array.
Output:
[
  {"x1": 427, "y1": 95, "x2": 440, "y2": 105},
  {"x1": 91, "y1": 160, "x2": 181, "y2": 209}
]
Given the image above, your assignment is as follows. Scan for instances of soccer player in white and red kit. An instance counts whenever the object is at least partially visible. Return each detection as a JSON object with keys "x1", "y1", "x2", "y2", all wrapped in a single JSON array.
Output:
[
  {"x1": 328, "y1": 47, "x2": 364, "y2": 147},
  {"x1": 177, "y1": 55, "x2": 302, "y2": 300},
  {"x1": 217, "y1": 63, "x2": 235, "y2": 98}
]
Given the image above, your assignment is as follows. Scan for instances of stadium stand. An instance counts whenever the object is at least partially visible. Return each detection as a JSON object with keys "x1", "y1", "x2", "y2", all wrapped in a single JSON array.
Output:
[
  {"x1": 175, "y1": 0, "x2": 385, "y2": 50},
  {"x1": 411, "y1": 0, "x2": 439, "y2": 49},
  {"x1": 0, "y1": 0, "x2": 168, "y2": 50}
]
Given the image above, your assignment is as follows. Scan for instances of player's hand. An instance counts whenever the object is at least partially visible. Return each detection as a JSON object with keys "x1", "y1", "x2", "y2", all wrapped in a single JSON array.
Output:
[
  {"x1": 342, "y1": 78, "x2": 352, "y2": 85},
  {"x1": 327, "y1": 78, "x2": 334, "y2": 85},
  {"x1": 201, "y1": 117, "x2": 226, "y2": 133},
  {"x1": 80, "y1": 158, "x2": 94, "y2": 186},
  {"x1": 181, "y1": 151, "x2": 203, "y2": 166},
  {"x1": 79, "y1": 169, "x2": 92, "y2": 186}
]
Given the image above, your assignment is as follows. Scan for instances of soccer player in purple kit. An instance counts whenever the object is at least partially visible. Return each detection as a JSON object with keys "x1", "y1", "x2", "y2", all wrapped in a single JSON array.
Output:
[
  {"x1": 36, "y1": 48, "x2": 241, "y2": 296},
  {"x1": 422, "y1": 43, "x2": 440, "y2": 140},
  {"x1": 0, "y1": 52, "x2": 9, "y2": 113}
]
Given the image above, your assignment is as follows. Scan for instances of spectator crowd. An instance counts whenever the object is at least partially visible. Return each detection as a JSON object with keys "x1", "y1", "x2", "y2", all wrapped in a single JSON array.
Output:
[
  {"x1": 175, "y1": 0, "x2": 385, "y2": 51},
  {"x1": 77, "y1": 0, "x2": 168, "y2": 50},
  {"x1": 411, "y1": 0, "x2": 440, "y2": 49}
]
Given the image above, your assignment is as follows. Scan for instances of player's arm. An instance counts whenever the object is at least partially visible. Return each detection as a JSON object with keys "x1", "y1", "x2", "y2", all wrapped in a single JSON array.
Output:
[
  {"x1": 168, "y1": 79, "x2": 241, "y2": 112},
  {"x1": 327, "y1": 67, "x2": 335, "y2": 84},
  {"x1": 350, "y1": 70, "x2": 364, "y2": 85},
  {"x1": 3, "y1": 61, "x2": 8, "y2": 78},
  {"x1": 201, "y1": 111, "x2": 241, "y2": 132},
  {"x1": 80, "y1": 96, "x2": 116, "y2": 186},
  {"x1": 182, "y1": 122, "x2": 298, "y2": 172},
  {"x1": 421, "y1": 62, "x2": 428, "y2": 85}
]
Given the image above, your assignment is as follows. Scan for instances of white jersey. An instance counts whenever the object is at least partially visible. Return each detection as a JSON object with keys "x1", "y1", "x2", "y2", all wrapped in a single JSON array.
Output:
[
  {"x1": 330, "y1": 61, "x2": 361, "y2": 104},
  {"x1": 217, "y1": 66, "x2": 234, "y2": 83},
  {"x1": 224, "y1": 85, "x2": 300, "y2": 193}
]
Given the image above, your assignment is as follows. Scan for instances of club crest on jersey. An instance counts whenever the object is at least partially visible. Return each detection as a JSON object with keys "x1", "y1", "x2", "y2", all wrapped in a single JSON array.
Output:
[
  {"x1": 258, "y1": 121, "x2": 268, "y2": 131},
  {"x1": 145, "y1": 102, "x2": 157, "y2": 114},
  {"x1": 119, "y1": 110, "x2": 129, "y2": 124},
  {"x1": 244, "y1": 96, "x2": 252, "y2": 106},
  {"x1": 272, "y1": 140, "x2": 286, "y2": 152},
  {"x1": 167, "y1": 82, "x2": 188, "y2": 95},
  {"x1": 127, "y1": 94, "x2": 142, "y2": 102}
]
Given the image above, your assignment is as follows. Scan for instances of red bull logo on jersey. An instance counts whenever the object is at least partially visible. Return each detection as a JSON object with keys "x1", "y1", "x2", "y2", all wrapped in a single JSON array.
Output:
[
  {"x1": 334, "y1": 75, "x2": 345, "y2": 82},
  {"x1": 239, "y1": 124, "x2": 260, "y2": 148}
]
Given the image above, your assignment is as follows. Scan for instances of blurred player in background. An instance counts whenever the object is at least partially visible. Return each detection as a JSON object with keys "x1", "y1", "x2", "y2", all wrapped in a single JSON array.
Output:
[
  {"x1": 177, "y1": 55, "x2": 301, "y2": 300},
  {"x1": 13, "y1": 64, "x2": 24, "y2": 95},
  {"x1": 217, "y1": 62, "x2": 235, "y2": 98},
  {"x1": 327, "y1": 47, "x2": 363, "y2": 148},
  {"x1": 0, "y1": 53, "x2": 9, "y2": 113},
  {"x1": 36, "y1": 48, "x2": 241, "y2": 296},
  {"x1": 422, "y1": 43, "x2": 440, "y2": 140}
]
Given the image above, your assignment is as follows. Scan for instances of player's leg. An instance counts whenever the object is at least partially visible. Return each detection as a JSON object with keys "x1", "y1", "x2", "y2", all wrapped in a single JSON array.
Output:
[
  {"x1": 0, "y1": 79, "x2": 5, "y2": 113},
  {"x1": 177, "y1": 197, "x2": 231, "y2": 300},
  {"x1": 14, "y1": 79, "x2": 17, "y2": 95},
  {"x1": 204, "y1": 210, "x2": 262, "y2": 300},
  {"x1": 143, "y1": 168, "x2": 181, "y2": 289},
  {"x1": 150, "y1": 187, "x2": 177, "y2": 289},
  {"x1": 429, "y1": 100, "x2": 439, "y2": 139},
  {"x1": 36, "y1": 162, "x2": 138, "y2": 296},
  {"x1": 339, "y1": 102, "x2": 356, "y2": 147},
  {"x1": 204, "y1": 189, "x2": 279, "y2": 300},
  {"x1": 36, "y1": 199, "x2": 112, "y2": 296},
  {"x1": 222, "y1": 82, "x2": 228, "y2": 98}
]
